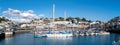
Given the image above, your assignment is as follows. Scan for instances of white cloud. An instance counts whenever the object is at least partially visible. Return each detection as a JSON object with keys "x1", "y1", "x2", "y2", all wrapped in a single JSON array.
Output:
[
  {"x1": 2, "y1": 8, "x2": 41, "y2": 23},
  {"x1": 2, "y1": 8, "x2": 38, "y2": 19},
  {"x1": 2, "y1": 8, "x2": 21, "y2": 16},
  {"x1": 10, "y1": 18, "x2": 30, "y2": 23},
  {"x1": 20, "y1": 11, "x2": 38, "y2": 19},
  {"x1": 25, "y1": 10, "x2": 34, "y2": 13},
  {"x1": 38, "y1": 14, "x2": 44, "y2": 17}
]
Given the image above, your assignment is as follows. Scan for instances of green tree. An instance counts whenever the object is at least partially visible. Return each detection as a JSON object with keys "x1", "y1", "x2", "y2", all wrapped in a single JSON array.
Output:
[
  {"x1": 96, "y1": 20, "x2": 101, "y2": 23},
  {"x1": 66, "y1": 17, "x2": 73, "y2": 21},
  {"x1": 81, "y1": 18, "x2": 86, "y2": 21},
  {"x1": 0, "y1": 17, "x2": 9, "y2": 23},
  {"x1": 88, "y1": 20, "x2": 92, "y2": 22},
  {"x1": 59, "y1": 17, "x2": 64, "y2": 21}
]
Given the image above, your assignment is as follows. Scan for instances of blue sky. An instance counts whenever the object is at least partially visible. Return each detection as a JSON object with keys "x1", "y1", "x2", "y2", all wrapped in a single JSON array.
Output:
[{"x1": 0, "y1": 0, "x2": 120, "y2": 22}]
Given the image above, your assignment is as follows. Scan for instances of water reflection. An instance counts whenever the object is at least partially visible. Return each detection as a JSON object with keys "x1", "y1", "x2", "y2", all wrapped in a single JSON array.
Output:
[
  {"x1": 33, "y1": 37, "x2": 73, "y2": 45},
  {"x1": 0, "y1": 33, "x2": 120, "y2": 45},
  {"x1": 5, "y1": 37, "x2": 13, "y2": 45},
  {"x1": 46, "y1": 37, "x2": 72, "y2": 40},
  {"x1": 0, "y1": 38, "x2": 3, "y2": 41},
  {"x1": 111, "y1": 33, "x2": 120, "y2": 42},
  {"x1": 47, "y1": 37, "x2": 72, "y2": 45}
]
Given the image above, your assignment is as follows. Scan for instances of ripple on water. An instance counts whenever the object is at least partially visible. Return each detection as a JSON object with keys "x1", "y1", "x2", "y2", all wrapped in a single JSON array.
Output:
[{"x1": 0, "y1": 33, "x2": 119, "y2": 45}]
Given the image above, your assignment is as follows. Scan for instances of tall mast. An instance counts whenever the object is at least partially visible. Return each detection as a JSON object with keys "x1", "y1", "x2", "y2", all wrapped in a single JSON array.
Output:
[
  {"x1": 64, "y1": 11, "x2": 66, "y2": 31},
  {"x1": 64, "y1": 11, "x2": 66, "y2": 21},
  {"x1": 52, "y1": 4, "x2": 55, "y2": 30},
  {"x1": 53, "y1": 4, "x2": 55, "y2": 23}
]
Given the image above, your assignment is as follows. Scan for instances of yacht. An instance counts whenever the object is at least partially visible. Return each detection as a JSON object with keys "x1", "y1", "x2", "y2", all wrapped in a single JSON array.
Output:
[
  {"x1": 34, "y1": 31, "x2": 46, "y2": 38},
  {"x1": 46, "y1": 31, "x2": 73, "y2": 37},
  {"x1": 45, "y1": 4, "x2": 73, "y2": 38}
]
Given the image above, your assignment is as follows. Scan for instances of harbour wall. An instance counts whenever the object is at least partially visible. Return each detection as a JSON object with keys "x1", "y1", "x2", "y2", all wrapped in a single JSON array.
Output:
[{"x1": 0, "y1": 30, "x2": 31, "y2": 39}]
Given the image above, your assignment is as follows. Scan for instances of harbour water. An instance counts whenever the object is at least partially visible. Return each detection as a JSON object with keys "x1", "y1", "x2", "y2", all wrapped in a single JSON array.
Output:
[{"x1": 0, "y1": 33, "x2": 120, "y2": 45}]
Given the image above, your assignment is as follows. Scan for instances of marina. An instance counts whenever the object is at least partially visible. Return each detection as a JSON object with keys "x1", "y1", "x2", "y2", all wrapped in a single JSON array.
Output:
[
  {"x1": 0, "y1": 32, "x2": 119, "y2": 45},
  {"x1": 0, "y1": 0, "x2": 120, "y2": 45},
  {"x1": 32, "y1": 4, "x2": 111, "y2": 38}
]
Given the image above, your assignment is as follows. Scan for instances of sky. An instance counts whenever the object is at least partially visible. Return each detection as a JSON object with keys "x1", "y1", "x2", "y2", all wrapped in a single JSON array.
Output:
[{"x1": 0, "y1": 0, "x2": 120, "y2": 23}]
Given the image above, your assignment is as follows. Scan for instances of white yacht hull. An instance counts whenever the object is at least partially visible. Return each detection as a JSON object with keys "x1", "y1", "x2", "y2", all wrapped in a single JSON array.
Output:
[
  {"x1": 46, "y1": 34, "x2": 73, "y2": 37},
  {"x1": 98, "y1": 32, "x2": 110, "y2": 35},
  {"x1": 34, "y1": 31, "x2": 46, "y2": 37}
]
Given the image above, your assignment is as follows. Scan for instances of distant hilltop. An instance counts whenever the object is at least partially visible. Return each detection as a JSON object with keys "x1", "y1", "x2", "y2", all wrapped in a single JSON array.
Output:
[
  {"x1": 0, "y1": 17, "x2": 10, "y2": 23},
  {"x1": 108, "y1": 16, "x2": 120, "y2": 22},
  {"x1": 0, "y1": 16, "x2": 120, "y2": 24}
]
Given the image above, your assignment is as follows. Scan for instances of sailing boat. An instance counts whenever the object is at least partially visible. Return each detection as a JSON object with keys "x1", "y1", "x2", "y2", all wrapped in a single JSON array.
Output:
[{"x1": 46, "y1": 4, "x2": 73, "y2": 37}]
